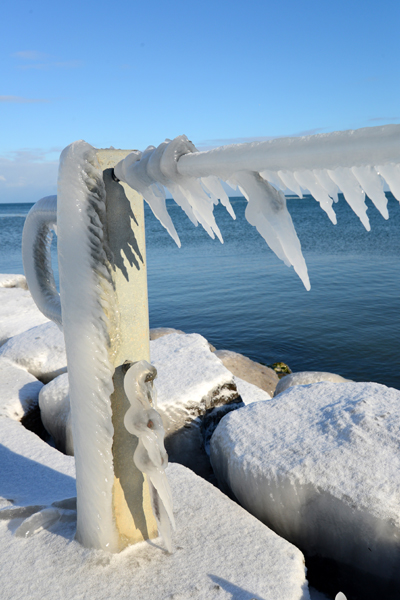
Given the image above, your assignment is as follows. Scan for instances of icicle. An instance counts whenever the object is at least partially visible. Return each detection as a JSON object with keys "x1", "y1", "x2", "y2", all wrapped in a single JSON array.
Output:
[
  {"x1": 123, "y1": 360, "x2": 175, "y2": 552},
  {"x1": 328, "y1": 167, "x2": 370, "y2": 230},
  {"x1": 352, "y1": 165, "x2": 388, "y2": 219},
  {"x1": 313, "y1": 169, "x2": 340, "y2": 203},
  {"x1": 294, "y1": 170, "x2": 337, "y2": 224},
  {"x1": 277, "y1": 170, "x2": 303, "y2": 198},
  {"x1": 231, "y1": 171, "x2": 310, "y2": 290},
  {"x1": 15, "y1": 508, "x2": 61, "y2": 538},
  {"x1": 147, "y1": 140, "x2": 199, "y2": 226},
  {"x1": 201, "y1": 175, "x2": 236, "y2": 219},
  {"x1": 116, "y1": 146, "x2": 180, "y2": 246},
  {"x1": 375, "y1": 163, "x2": 400, "y2": 203},
  {"x1": 260, "y1": 170, "x2": 287, "y2": 192}
]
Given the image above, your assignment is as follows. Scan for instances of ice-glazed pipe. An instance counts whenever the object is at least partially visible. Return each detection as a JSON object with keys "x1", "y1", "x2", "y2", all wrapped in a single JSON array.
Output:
[
  {"x1": 176, "y1": 124, "x2": 400, "y2": 178},
  {"x1": 22, "y1": 195, "x2": 62, "y2": 328},
  {"x1": 123, "y1": 360, "x2": 175, "y2": 552},
  {"x1": 114, "y1": 124, "x2": 400, "y2": 291}
]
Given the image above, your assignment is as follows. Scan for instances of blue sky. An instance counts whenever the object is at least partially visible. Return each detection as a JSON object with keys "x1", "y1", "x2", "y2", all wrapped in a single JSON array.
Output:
[{"x1": 1, "y1": 0, "x2": 400, "y2": 202}]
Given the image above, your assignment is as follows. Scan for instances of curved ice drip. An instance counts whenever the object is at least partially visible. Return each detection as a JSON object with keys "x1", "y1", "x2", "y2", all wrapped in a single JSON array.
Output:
[
  {"x1": 123, "y1": 360, "x2": 175, "y2": 552},
  {"x1": 22, "y1": 195, "x2": 62, "y2": 328},
  {"x1": 114, "y1": 125, "x2": 400, "y2": 291}
]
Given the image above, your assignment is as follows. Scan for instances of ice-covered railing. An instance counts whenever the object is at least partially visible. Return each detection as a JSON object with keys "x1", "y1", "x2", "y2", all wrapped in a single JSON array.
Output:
[{"x1": 114, "y1": 124, "x2": 400, "y2": 291}]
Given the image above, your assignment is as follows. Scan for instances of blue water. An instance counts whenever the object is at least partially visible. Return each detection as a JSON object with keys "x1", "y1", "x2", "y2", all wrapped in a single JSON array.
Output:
[{"x1": 1, "y1": 195, "x2": 400, "y2": 389}]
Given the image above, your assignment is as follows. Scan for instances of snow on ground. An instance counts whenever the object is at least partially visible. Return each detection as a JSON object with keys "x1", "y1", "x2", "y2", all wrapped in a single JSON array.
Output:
[
  {"x1": 210, "y1": 381, "x2": 400, "y2": 590},
  {"x1": 0, "y1": 357, "x2": 43, "y2": 420},
  {"x1": 0, "y1": 321, "x2": 67, "y2": 383},
  {"x1": 0, "y1": 416, "x2": 310, "y2": 600},
  {"x1": 274, "y1": 371, "x2": 350, "y2": 396},
  {"x1": 0, "y1": 287, "x2": 49, "y2": 346}
]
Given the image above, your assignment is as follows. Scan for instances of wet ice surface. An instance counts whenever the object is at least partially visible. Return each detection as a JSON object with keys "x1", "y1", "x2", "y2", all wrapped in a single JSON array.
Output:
[
  {"x1": 211, "y1": 381, "x2": 400, "y2": 598},
  {"x1": 123, "y1": 360, "x2": 175, "y2": 552}
]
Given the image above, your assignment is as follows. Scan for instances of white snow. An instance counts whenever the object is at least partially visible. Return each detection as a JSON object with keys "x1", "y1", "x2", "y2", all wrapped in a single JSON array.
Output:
[
  {"x1": 115, "y1": 125, "x2": 400, "y2": 290},
  {"x1": 150, "y1": 333, "x2": 235, "y2": 410},
  {"x1": 210, "y1": 381, "x2": 400, "y2": 587},
  {"x1": 0, "y1": 287, "x2": 49, "y2": 346},
  {"x1": 0, "y1": 273, "x2": 28, "y2": 289},
  {"x1": 0, "y1": 320, "x2": 67, "y2": 383},
  {"x1": 0, "y1": 417, "x2": 75, "y2": 506},
  {"x1": 274, "y1": 371, "x2": 350, "y2": 396},
  {"x1": 234, "y1": 376, "x2": 272, "y2": 404},
  {"x1": 0, "y1": 357, "x2": 43, "y2": 420},
  {"x1": 0, "y1": 415, "x2": 310, "y2": 600}
]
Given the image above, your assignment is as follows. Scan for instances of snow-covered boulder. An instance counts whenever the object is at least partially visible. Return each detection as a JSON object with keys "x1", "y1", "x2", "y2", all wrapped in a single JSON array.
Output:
[
  {"x1": 151, "y1": 333, "x2": 240, "y2": 478},
  {"x1": 149, "y1": 327, "x2": 185, "y2": 340},
  {"x1": 211, "y1": 382, "x2": 400, "y2": 595},
  {"x1": 215, "y1": 349, "x2": 279, "y2": 396},
  {"x1": 0, "y1": 321, "x2": 67, "y2": 383},
  {"x1": 0, "y1": 273, "x2": 28, "y2": 289},
  {"x1": 0, "y1": 416, "x2": 310, "y2": 600},
  {"x1": 0, "y1": 287, "x2": 49, "y2": 346},
  {"x1": 234, "y1": 376, "x2": 272, "y2": 404},
  {"x1": 274, "y1": 371, "x2": 350, "y2": 396},
  {"x1": 0, "y1": 357, "x2": 43, "y2": 420},
  {"x1": 39, "y1": 373, "x2": 73, "y2": 455}
]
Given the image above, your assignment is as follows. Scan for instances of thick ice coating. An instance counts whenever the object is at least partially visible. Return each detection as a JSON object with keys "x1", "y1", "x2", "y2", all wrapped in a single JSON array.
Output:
[
  {"x1": 114, "y1": 124, "x2": 400, "y2": 290},
  {"x1": 123, "y1": 360, "x2": 175, "y2": 552},
  {"x1": 57, "y1": 140, "x2": 118, "y2": 551},
  {"x1": 22, "y1": 195, "x2": 62, "y2": 328}
]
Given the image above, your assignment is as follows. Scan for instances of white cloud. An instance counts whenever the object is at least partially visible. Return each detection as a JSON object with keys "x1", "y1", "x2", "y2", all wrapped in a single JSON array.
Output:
[
  {"x1": 12, "y1": 50, "x2": 48, "y2": 60},
  {"x1": 0, "y1": 149, "x2": 59, "y2": 203},
  {"x1": 0, "y1": 95, "x2": 50, "y2": 103}
]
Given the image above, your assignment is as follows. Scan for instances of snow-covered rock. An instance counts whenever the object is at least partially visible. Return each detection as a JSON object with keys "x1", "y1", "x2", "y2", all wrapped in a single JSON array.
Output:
[
  {"x1": 0, "y1": 273, "x2": 28, "y2": 289},
  {"x1": 151, "y1": 333, "x2": 240, "y2": 478},
  {"x1": 210, "y1": 381, "x2": 400, "y2": 595},
  {"x1": 0, "y1": 287, "x2": 49, "y2": 346},
  {"x1": 234, "y1": 375, "x2": 272, "y2": 404},
  {"x1": 0, "y1": 417, "x2": 75, "y2": 507},
  {"x1": 0, "y1": 416, "x2": 310, "y2": 600},
  {"x1": 215, "y1": 349, "x2": 279, "y2": 396},
  {"x1": 0, "y1": 321, "x2": 67, "y2": 383},
  {"x1": 274, "y1": 371, "x2": 350, "y2": 396},
  {"x1": 149, "y1": 326, "x2": 185, "y2": 340},
  {"x1": 0, "y1": 357, "x2": 43, "y2": 420},
  {"x1": 39, "y1": 373, "x2": 73, "y2": 455}
]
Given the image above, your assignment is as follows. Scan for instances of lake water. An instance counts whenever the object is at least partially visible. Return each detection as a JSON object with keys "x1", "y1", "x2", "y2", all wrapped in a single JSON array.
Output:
[{"x1": 1, "y1": 195, "x2": 400, "y2": 389}]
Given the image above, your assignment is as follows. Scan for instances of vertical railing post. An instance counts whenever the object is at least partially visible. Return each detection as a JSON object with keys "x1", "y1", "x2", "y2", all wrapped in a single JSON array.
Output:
[{"x1": 96, "y1": 149, "x2": 158, "y2": 550}]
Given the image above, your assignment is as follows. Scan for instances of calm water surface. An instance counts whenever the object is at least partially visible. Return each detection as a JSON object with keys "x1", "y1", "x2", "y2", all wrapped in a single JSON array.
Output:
[{"x1": 1, "y1": 195, "x2": 400, "y2": 389}]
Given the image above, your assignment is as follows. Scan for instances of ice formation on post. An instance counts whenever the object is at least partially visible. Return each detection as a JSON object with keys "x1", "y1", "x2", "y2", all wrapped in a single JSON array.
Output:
[
  {"x1": 123, "y1": 360, "x2": 175, "y2": 552},
  {"x1": 56, "y1": 141, "x2": 118, "y2": 551},
  {"x1": 115, "y1": 124, "x2": 400, "y2": 290},
  {"x1": 22, "y1": 195, "x2": 62, "y2": 328},
  {"x1": 22, "y1": 141, "x2": 119, "y2": 551}
]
